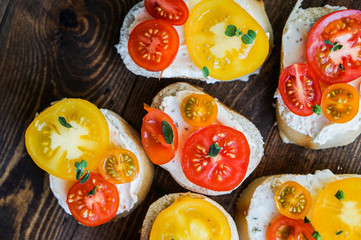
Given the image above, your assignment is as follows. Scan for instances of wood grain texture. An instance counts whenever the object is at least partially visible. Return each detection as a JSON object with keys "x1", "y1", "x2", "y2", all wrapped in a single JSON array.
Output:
[{"x1": 0, "y1": 0, "x2": 361, "y2": 239}]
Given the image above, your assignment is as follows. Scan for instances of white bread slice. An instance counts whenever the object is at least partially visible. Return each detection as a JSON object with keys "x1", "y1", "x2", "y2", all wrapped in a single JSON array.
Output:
[
  {"x1": 235, "y1": 170, "x2": 360, "y2": 240},
  {"x1": 140, "y1": 192, "x2": 239, "y2": 240},
  {"x1": 115, "y1": 0, "x2": 274, "y2": 83},
  {"x1": 275, "y1": 0, "x2": 360, "y2": 149},
  {"x1": 150, "y1": 82, "x2": 264, "y2": 195},
  {"x1": 49, "y1": 109, "x2": 154, "y2": 219}
]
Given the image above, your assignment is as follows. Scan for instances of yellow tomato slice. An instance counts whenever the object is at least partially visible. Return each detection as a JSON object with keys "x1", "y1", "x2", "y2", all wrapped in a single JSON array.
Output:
[
  {"x1": 312, "y1": 178, "x2": 361, "y2": 240},
  {"x1": 25, "y1": 99, "x2": 109, "y2": 180},
  {"x1": 150, "y1": 197, "x2": 231, "y2": 240},
  {"x1": 99, "y1": 149, "x2": 139, "y2": 184},
  {"x1": 181, "y1": 94, "x2": 218, "y2": 127},
  {"x1": 185, "y1": 0, "x2": 269, "y2": 81}
]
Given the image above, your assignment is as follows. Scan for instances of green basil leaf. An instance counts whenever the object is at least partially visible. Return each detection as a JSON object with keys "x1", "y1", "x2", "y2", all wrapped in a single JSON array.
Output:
[
  {"x1": 87, "y1": 185, "x2": 97, "y2": 197},
  {"x1": 241, "y1": 34, "x2": 253, "y2": 45},
  {"x1": 248, "y1": 29, "x2": 257, "y2": 39},
  {"x1": 58, "y1": 116, "x2": 72, "y2": 128},
  {"x1": 162, "y1": 121, "x2": 174, "y2": 144},
  {"x1": 225, "y1": 25, "x2": 237, "y2": 37},
  {"x1": 208, "y1": 143, "x2": 221, "y2": 157},
  {"x1": 80, "y1": 172, "x2": 89, "y2": 184},
  {"x1": 202, "y1": 66, "x2": 209, "y2": 78}
]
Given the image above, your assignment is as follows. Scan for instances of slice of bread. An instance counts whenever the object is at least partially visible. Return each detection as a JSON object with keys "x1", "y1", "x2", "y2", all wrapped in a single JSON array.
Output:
[
  {"x1": 116, "y1": 0, "x2": 273, "y2": 83},
  {"x1": 275, "y1": 0, "x2": 357, "y2": 149},
  {"x1": 150, "y1": 82, "x2": 264, "y2": 195},
  {"x1": 140, "y1": 192, "x2": 239, "y2": 240}
]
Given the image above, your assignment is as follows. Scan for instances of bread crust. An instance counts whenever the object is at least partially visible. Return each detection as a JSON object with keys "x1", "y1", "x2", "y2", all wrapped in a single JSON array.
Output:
[{"x1": 140, "y1": 192, "x2": 239, "y2": 240}]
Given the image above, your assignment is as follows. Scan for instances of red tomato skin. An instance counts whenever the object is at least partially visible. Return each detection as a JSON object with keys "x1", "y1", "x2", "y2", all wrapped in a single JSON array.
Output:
[
  {"x1": 141, "y1": 106, "x2": 178, "y2": 165},
  {"x1": 279, "y1": 63, "x2": 322, "y2": 116},
  {"x1": 306, "y1": 9, "x2": 361, "y2": 84},
  {"x1": 128, "y1": 19, "x2": 179, "y2": 71},
  {"x1": 181, "y1": 125, "x2": 250, "y2": 192},
  {"x1": 144, "y1": 0, "x2": 189, "y2": 25},
  {"x1": 267, "y1": 215, "x2": 314, "y2": 240},
  {"x1": 67, "y1": 173, "x2": 119, "y2": 227}
]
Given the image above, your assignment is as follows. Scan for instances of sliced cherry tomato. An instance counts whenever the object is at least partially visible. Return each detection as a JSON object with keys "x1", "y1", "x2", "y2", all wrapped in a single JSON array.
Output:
[
  {"x1": 67, "y1": 173, "x2": 119, "y2": 226},
  {"x1": 181, "y1": 125, "x2": 250, "y2": 191},
  {"x1": 128, "y1": 19, "x2": 179, "y2": 72},
  {"x1": 275, "y1": 181, "x2": 312, "y2": 219},
  {"x1": 312, "y1": 178, "x2": 361, "y2": 240},
  {"x1": 321, "y1": 83, "x2": 359, "y2": 123},
  {"x1": 145, "y1": 0, "x2": 189, "y2": 26},
  {"x1": 307, "y1": 9, "x2": 361, "y2": 84},
  {"x1": 99, "y1": 149, "x2": 139, "y2": 184},
  {"x1": 185, "y1": 0, "x2": 269, "y2": 80},
  {"x1": 279, "y1": 63, "x2": 322, "y2": 116},
  {"x1": 267, "y1": 215, "x2": 314, "y2": 240},
  {"x1": 141, "y1": 105, "x2": 178, "y2": 165},
  {"x1": 181, "y1": 94, "x2": 218, "y2": 127},
  {"x1": 25, "y1": 99, "x2": 109, "y2": 180}
]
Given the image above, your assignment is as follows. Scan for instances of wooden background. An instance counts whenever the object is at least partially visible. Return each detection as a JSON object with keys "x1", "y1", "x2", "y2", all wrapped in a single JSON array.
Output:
[{"x1": 1, "y1": 0, "x2": 361, "y2": 239}]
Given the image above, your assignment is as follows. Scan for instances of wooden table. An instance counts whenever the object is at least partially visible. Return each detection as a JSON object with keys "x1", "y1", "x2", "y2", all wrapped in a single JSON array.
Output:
[{"x1": 1, "y1": 0, "x2": 360, "y2": 239}]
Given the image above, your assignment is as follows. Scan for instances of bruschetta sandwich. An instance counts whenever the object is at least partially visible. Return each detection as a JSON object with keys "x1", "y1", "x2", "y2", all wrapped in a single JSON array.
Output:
[
  {"x1": 275, "y1": 0, "x2": 361, "y2": 149},
  {"x1": 116, "y1": 0, "x2": 274, "y2": 82},
  {"x1": 236, "y1": 169, "x2": 361, "y2": 240},
  {"x1": 141, "y1": 192, "x2": 239, "y2": 240},
  {"x1": 25, "y1": 99, "x2": 154, "y2": 226},
  {"x1": 141, "y1": 82, "x2": 264, "y2": 195}
]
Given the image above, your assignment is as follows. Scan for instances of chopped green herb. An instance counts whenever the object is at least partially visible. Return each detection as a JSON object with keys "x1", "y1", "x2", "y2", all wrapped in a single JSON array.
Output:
[
  {"x1": 208, "y1": 143, "x2": 221, "y2": 158},
  {"x1": 225, "y1": 25, "x2": 237, "y2": 37},
  {"x1": 312, "y1": 105, "x2": 322, "y2": 115},
  {"x1": 252, "y1": 227, "x2": 261, "y2": 233},
  {"x1": 324, "y1": 40, "x2": 333, "y2": 46},
  {"x1": 75, "y1": 160, "x2": 92, "y2": 183},
  {"x1": 324, "y1": 40, "x2": 343, "y2": 55},
  {"x1": 202, "y1": 66, "x2": 209, "y2": 78},
  {"x1": 225, "y1": 25, "x2": 256, "y2": 44},
  {"x1": 336, "y1": 231, "x2": 343, "y2": 235},
  {"x1": 87, "y1": 185, "x2": 97, "y2": 197},
  {"x1": 80, "y1": 172, "x2": 90, "y2": 184},
  {"x1": 162, "y1": 121, "x2": 174, "y2": 145},
  {"x1": 58, "y1": 116, "x2": 72, "y2": 128},
  {"x1": 335, "y1": 190, "x2": 345, "y2": 201},
  {"x1": 339, "y1": 63, "x2": 345, "y2": 71},
  {"x1": 304, "y1": 216, "x2": 311, "y2": 224},
  {"x1": 241, "y1": 34, "x2": 254, "y2": 45},
  {"x1": 248, "y1": 29, "x2": 257, "y2": 39},
  {"x1": 312, "y1": 231, "x2": 322, "y2": 240}
]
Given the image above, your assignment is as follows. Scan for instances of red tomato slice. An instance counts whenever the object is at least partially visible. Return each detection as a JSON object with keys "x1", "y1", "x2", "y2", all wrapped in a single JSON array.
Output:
[
  {"x1": 267, "y1": 216, "x2": 314, "y2": 240},
  {"x1": 128, "y1": 19, "x2": 179, "y2": 71},
  {"x1": 181, "y1": 125, "x2": 250, "y2": 191},
  {"x1": 307, "y1": 9, "x2": 361, "y2": 84},
  {"x1": 279, "y1": 63, "x2": 322, "y2": 116},
  {"x1": 66, "y1": 173, "x2": 119, "y2": 227},
  {"x1": 145, "y1": 0, "x2": 189, "y2": 26},
  {"x1": 141, "y1": 105, "x2": 178, "y2": 165}
]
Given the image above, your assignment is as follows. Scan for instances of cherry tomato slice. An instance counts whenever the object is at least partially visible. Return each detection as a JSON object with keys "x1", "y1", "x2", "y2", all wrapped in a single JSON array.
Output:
[
  {"x1": 99, "y1": 149, "x2": 139, "y2": 184},
  {"x1": 128, "y1": 19, "x2": 179, "y2": 72},
  {"x1": 275, "y1": 181, "x2": 312, "y2": 219},
  {"x1": 181, "y1": 94, "x2": 218, "y2": 127},
  {"x1": 307, "y1": 9, "x2": 361, "y2": 84},
  {"x1": 141, "y1": 105, "x2": 178, "y2": 165},
  {"x1": 145, "y1": 0, "x2": 189, "y2": 26},
  {"x1": 321, "y1": 83, "x2": 359, "y2": 123},
  {"x1": 279, "y1": 63, "x2": 322, "y2": 116},
  {"x1": 67, "y1": 173, "x2": 119, "y2": 227},
  {"x1": 181, "y1": 125, "x2": 250, "y2": 191},
  {"x1": 267, "y1": 215, "x2": 314, "y2": 240}
]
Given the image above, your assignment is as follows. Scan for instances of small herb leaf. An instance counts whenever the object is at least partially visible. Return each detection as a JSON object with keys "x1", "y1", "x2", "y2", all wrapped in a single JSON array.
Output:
[
  {"x1": 312, "y1": 231, "x2": 322, "y2": 240},
  {"x1": 202, "y1": 66, "x2": 209, "y2": 78},
  {"x1": 58, "y1": 116, "x2": 72, "y2": 128},
  {"x1": 248, "y1": 29, "x2": 257, "y2": 39},
  {"x1": 162, "y1": 121, "x2": 174, "y2": 145},
  {"x1": 312, "y1": 105, "x2": 322, "y2": 115},
  {"x1": 304, "y1": 216, "x2": 310, "y2": 224},
  {"x1": 336, "y1": 231, "x2": 343, "y2": 235},
  {"x1": 75, "y1": 162, "x2": 80, "y2": 169},
  {"x1": 335, "y1": 190, "x2": 345, "y2": 201},
  {"x1": 208, "y1": 143, "x2": 221, "y2": 157},
  {"x1": 236, "y1": 29, "x2": 243, "y2": 37},
  {"x1": 225, "y1": 25, "x2": 237, "y2": 37},
  {"x1": 76, "y1": 169, "x2": 83, "y2": 181},
  {"x1": 87, "y1": 185, "x2": 97, "y2": 197},
  {"x1": 241, "y1": 34, "x2": 254, "y2": 45},
  {"x1": 339, "y1": 63, "x2": 345, "y2": 71},
  {"x1": 80, "y1": 172, "x2": 90, "y2": 184},
  {"x1": 324, "y1": 40, "x2": 333, "y2": 45},
  {"x1": 80, "y1": 160, "x2": 87, "y2": 168}
]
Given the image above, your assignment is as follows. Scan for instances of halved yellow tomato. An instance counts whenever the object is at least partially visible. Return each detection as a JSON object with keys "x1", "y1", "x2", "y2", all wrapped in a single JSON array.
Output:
[
  {"x1": 312, "y1": 178, "x2": 361, "y2": 240},
  {"x1": 25, "y1": 99, "x2": 109, "y2": 180},
  {"x1": 185, "y1": 0, "x2": 269, "y2": 80},
  {"x1": 181, "y1": 94, "x2": 218, "y2": 127},
  {"x1": 150, "y1": 197, "x2": 231, "y2": 240}
]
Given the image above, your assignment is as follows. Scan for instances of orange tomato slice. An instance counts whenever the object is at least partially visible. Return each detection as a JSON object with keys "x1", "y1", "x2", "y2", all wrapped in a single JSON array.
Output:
[
  {"x1": 99, "y1": 149, "x2": 139, "y2": 184},
  {"x1": 181, "y1": 94, "x2": 218, "y2": 127},
  {"x1": 321, "y1": 83, "x2": 359, "y2": 123},
  {"x1": 274, "y1": 181, "x2": 312, "y2": 219}
]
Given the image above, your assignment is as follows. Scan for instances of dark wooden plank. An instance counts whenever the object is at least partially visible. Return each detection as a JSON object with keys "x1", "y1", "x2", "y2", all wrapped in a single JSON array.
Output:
[{"x1": 0, "y1": 0, "x2": 361, "y2": 239}]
